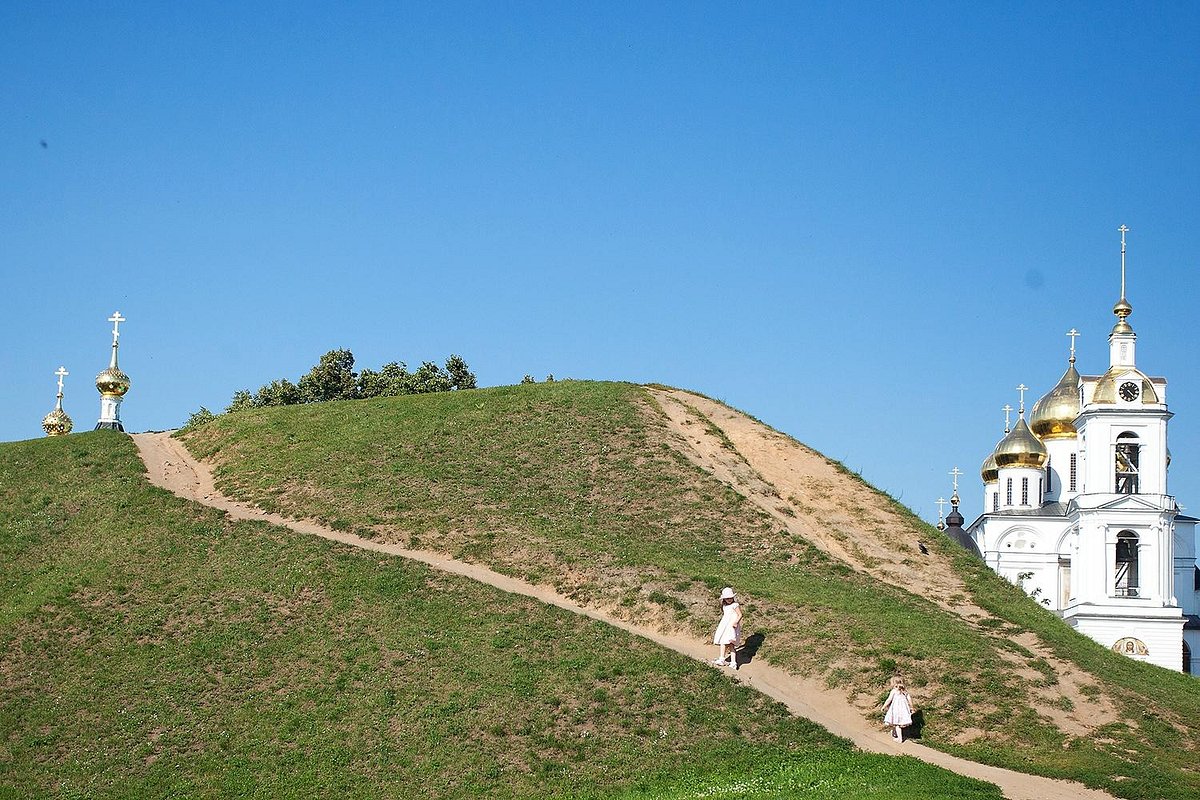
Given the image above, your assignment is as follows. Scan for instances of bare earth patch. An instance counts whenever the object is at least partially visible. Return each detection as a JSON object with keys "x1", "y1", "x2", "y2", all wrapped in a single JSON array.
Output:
[{"x1": 646, "y1": 388, "x2": 1124, "y2": 742}]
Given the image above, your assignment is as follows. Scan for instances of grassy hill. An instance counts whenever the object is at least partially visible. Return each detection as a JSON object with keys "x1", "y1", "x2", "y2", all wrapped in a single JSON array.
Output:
[
  {"x1": 175, "y1": 380, "x2": 1200, "y2": 799},
  {"x1": 0, "y1": 426, "x2": 999, "y2": 798}
]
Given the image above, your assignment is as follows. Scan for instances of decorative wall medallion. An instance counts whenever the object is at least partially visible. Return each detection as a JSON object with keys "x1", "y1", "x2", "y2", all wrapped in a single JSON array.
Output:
[{"x1": 1112, "y1": 637, "x2": 1149, "y2": 656}]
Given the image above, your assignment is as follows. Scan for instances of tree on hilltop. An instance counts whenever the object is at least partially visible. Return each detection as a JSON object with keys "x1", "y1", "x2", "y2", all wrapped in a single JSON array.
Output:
[
  {"x1": 445, "y1": 354, "x2": 476, "y2": 390},
  {"x1": 298, "y1": 348, "x2": 358, "y2": 403},
  {"x1": 204, "y1": 349, "x2": 477, "y2": 426}
]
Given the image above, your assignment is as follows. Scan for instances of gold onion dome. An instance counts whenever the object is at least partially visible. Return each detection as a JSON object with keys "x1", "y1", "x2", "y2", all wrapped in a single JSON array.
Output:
[
  {"x1": 1112, "y1": 297, "x2": 1133, "y2": 333},
  {"x1": 1030, "y1": 363, "x2": 1082, "y2": 439},
  {"x1": 96, "y1": 366, "x2": 131, "y2": 397},
  {"x1": 993, "y1": 417, "x2": 1047, "y2": 469},
  {"x1": 981, "y1": 449, "x2": 999, "y2": 483},
  {"x1": 41, "y1": 408, "x2": 72, "y2": 436}
]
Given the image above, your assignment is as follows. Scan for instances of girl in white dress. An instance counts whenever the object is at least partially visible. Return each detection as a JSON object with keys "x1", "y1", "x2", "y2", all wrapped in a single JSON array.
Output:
[
  {"x1": 712, "y1": 587, "x2": 743, "y2": 669},
  {"x1": 882, "y1": 675, "x2": 914, "y2": 741}
]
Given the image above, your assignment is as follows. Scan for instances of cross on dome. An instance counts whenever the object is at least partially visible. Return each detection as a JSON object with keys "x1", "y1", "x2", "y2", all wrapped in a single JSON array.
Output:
[
  {"x1": 1066, "y1": 328, "x2": 1080, "y2": 363},
  {"x1": 1016, "y1": 384, "x2": 1029, "y2": 415},
  {"x1": 55, "y1": 366, "x2": 69, "y2": 394},
  {"x1": 1002, "y1": 404, "x2": 1013, "y2": 433},
  {"x1": 949, "y1": 466, "x2": 963, "y2": 493},
  {"x1": 108, "y1": 311, "x2": 126, "y2": 342}
]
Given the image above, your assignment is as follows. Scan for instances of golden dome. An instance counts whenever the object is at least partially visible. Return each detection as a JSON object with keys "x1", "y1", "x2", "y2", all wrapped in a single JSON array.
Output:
[
  {"x1": 1092, "y1": 366, "x2": 1158, "y2": 405},
  {"x1": 994, "y1": 417, "x2": 1047, "y2": 469},
  {"x1": 96, "y1": 366, "x2": 131, "y2": 397},
  {"x1": 42, "y1": 408, "x2": 73, "y2": 436},
  {"x1": 1030, "y1": 363, "x2": 1081, "y2": 439},
  {"x1": 981, "y1": 449, "x2": 999, "y2": 483}
]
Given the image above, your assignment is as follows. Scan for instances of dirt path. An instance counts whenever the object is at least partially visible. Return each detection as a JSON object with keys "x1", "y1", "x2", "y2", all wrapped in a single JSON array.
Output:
[{"x1": 132, "y1": 430, "x2": 1113, "y2": 800}]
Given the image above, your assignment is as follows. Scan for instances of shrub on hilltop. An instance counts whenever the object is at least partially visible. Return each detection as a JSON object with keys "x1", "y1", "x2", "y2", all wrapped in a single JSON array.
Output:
[{"x1": 187, "y1": 349, "x2": 477, "y2": 425}]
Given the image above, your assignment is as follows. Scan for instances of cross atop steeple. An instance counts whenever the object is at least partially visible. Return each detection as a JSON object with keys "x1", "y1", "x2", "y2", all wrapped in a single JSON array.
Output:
[
  {"x1": 935, "y1": 496, "x2": 948, "y2": 527},
  {"x1": 108, "y1": 311, "x2": 126, "y2": 343},
  {"x1": 1119, "y1": 224, "x2": 1130, "y2": 300},
  {"x1": 1067, "y1": 328, "x2": 1080, "y2": 363},
  {"x1": 55, "y1": 366, "x2": 69, "y2": 395},
  {"x1": 1016, "y1": 384, "x2": 1029, "y2": 415},
  {"x1": 949, "y1": 466, "x2": 963, "y2": 494},
  {"x1": 1002, "y1": 404, "x2": 1013, "y2": 433}
]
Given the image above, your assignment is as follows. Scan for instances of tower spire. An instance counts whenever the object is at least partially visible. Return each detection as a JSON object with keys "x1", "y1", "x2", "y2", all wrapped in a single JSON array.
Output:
[{"x1": 1113, "y1": 225, "x2": 1133, "y2": 331}]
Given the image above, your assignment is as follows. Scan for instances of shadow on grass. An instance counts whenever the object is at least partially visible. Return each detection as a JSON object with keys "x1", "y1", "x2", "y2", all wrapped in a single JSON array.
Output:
[{"x1": 907, "y1": 709, "x2": 925, "y2": 741}]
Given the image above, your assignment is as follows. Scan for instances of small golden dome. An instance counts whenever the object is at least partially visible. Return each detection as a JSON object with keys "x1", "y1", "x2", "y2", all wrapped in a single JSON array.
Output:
[
  {"x1": 1030, "y1": 363, "x2": 1081, "y2": 440},
  {"x1": 1091, "y1": 366, "x2": 1158, "y2": 405},
  {"x1": 981, "y1": 449, "x2": 999, "y2": 483},
  {"x1": 42, "y1": 408, "x2": 73, "y2": 436},
  {"x1": 96, "y1": 366, "x2": 131, "y2": 397},
  {"x1": 994, "y1": 417, "x2": 1047, "y2": 469}
]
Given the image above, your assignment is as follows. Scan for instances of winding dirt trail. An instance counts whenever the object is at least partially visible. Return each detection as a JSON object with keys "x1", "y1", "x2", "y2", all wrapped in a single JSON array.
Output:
[{"x1": 132, "y1": 430, "x2": 1113, "y2": 800}]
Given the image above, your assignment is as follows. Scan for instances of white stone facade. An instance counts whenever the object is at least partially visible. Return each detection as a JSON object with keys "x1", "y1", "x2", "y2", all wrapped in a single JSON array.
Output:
[{"x1": 967, "y1": 292, "x2": 1199, "y2": 674}]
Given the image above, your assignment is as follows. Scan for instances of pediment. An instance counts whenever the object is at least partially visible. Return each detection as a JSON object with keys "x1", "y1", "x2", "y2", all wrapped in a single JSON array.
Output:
[{"x1": 1093, "y1": 494, "x2": 1164, "y2": 513}]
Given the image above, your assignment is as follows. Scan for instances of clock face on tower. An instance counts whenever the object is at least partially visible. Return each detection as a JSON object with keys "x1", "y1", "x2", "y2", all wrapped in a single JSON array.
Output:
[{"x1": 1119, "y1": 381, "x2": 1140, "y2": 402}]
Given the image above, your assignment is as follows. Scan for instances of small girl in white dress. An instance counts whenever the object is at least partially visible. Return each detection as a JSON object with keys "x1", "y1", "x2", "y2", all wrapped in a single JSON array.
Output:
[
  {"x1": 882, "y1": 675, "x2": 914, "y2": 741},
  {"x1": 712, "y1": 586, "x2": 743, "y2": 670}
]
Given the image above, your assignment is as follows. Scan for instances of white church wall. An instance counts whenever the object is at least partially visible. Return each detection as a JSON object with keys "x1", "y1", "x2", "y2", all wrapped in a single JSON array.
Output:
[{"x1": 1068, "y1": 613, "x2": 1184, "y2": 671}]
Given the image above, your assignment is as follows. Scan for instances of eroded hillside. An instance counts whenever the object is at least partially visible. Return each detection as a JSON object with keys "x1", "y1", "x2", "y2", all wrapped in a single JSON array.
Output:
[{"x1": 179, "y1": 380, "x2": 1200, "y2": 798}]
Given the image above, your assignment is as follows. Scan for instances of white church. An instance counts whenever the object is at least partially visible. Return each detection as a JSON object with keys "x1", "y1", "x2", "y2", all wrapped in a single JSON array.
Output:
[{"x1": 965, "y1": 229, "x2": 1200, "y2": 674}]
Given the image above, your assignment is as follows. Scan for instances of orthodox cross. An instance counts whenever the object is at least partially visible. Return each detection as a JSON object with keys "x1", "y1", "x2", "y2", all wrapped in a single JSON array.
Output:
[
  {"x1": 1118, "y1": 224, "x2": 1129, "y2": 299},
  {"x1": 1016, "y1": 383, "x2": 1029, "y2": 415},
  {"x1": 935, "y1": 496, "x2": 948, "y2": 523},
  {"x1": 108, "y1": 311, "x2": 126, "y2": 342},
  {"x1": 1002, "y1": 404, "x2": 1013, "y2": 433},
  {"x1": 949, "y1": 466, "x2": 963, "y2": 494},
  {"x1": 1066, "y1": 328, "x2": 1080, "y2": 363},
  {"x1": 55, "y1": 366, "x2": 69, "y2": 395}
]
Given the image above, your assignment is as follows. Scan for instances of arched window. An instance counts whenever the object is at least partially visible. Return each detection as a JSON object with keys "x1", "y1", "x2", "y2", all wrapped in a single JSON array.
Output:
[
  {"x1": 1115, "y1": 530, "x2": 1139, "y2": 597},
  {"x1": 1021, "y1": 477, "x2": 1029, "y2": 505},
  {"x1": 992, "y1": 491, "x2": 999, "y2": 512},
  {"x1": 1115, "y1": 432, "x2": 1140, "y2": 494},
  {"x1": 1006, "y1": 478, "x2": 1013, "y2": 506}
]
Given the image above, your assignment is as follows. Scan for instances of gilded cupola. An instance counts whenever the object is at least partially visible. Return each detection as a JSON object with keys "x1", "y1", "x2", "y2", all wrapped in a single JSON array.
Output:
[
  {"x1": 994, "y1": 416, "x2": 1047, "y2": 469},
  {"x1": 42, "y1": 366, "x2": 73, "y2": 436},
  {"x1": 95, "y1": 311, "x2": 131, "y2": 397},
  {"x1": 96, "y1": 364, "x2": 131, "y2": 397},
  {"x1": 980, "y1": 449, "x2": 999, "y2": 483},
  {"x1": 1030, "y1": 361, "x2": 1081, "y2": 439}
]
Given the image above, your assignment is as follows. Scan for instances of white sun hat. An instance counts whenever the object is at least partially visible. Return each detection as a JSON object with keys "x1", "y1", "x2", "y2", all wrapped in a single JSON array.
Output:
[{"x1": 720, "y1": 587, "x2": 735, "y2": 600}]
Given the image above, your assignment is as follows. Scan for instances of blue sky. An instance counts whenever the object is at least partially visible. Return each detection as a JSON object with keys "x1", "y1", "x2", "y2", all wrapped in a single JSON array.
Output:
[{"x1": 3, "y1": 2, "x2": 1198, "y2": 525}]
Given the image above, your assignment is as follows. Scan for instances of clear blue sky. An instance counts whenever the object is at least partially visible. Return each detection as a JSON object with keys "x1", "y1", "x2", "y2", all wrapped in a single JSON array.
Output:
[{"x1": 4, "y1": 2, "x2": 1198, "y2": 526}]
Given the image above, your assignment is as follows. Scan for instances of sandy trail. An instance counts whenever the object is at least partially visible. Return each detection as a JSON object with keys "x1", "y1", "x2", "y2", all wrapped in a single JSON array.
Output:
[{"x1": 132, "y1": 430, "x2": 1113, "y2": 800}]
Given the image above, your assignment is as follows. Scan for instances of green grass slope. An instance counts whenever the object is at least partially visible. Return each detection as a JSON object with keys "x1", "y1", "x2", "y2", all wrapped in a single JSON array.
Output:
[
  {"x1": 0, "y1": 431, "x2": 1000, "y2": 799},
  {"x1": 179, "y1": 380, "x2": 1200, "y2": 800}
]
